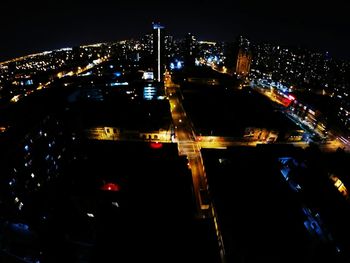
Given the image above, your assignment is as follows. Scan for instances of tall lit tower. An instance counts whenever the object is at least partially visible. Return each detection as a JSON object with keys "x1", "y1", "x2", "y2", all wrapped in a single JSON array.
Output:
[
  {"x1": 236, "y1": 49, "x2": 252, "y2": 78},
  {"x1": 224, "y1": 35, "x2": 252, "y2": 78},
  {"x1": 152, "y1": 22, "x2": 165, "y2": 82},
  {"x1": 184, "y1": 33, "x2": 197, "y2": 68},
  {"x1": 235, "y1": 36, "x2": 252, "y2": 78}
]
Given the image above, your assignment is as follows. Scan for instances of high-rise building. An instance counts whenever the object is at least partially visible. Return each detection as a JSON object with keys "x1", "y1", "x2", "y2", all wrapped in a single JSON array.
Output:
[
  {"x1": 236, "y1": 49, "x2": 252, "y2": 78},
  {"x1": 141, "y1": 34, "x2": 153, "y2": 55},
  {"x1": 152, "y1": 22, "x2": 165, "y2": 82},
  {"x1": 225, "y1": 35, "x2": 252, "y2": 78},
  {"x1": 184, "y1": 33, "x2": 197, "y2": 68}
]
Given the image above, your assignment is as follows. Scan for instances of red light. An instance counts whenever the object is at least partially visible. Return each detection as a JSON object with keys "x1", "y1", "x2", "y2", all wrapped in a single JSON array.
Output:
[
  {"x1": 100, "y1": 183, "x2": 120, "y2": 192},
  {"x1": 150, "y1": 142, "x2": 163, "y2": 149}
]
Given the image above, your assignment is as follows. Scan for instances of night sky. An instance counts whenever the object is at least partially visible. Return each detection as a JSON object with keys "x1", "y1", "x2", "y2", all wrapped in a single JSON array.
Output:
[{"x1": 1, "y1": 0, "x2": 349, "y2": 61}]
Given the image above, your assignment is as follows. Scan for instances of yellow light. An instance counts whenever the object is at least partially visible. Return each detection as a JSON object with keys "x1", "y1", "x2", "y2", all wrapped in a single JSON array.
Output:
[
  {"x1": 334, "y1": 178, "x2": 343, "y2": 188},
  {"x1": 338, "y1": 184, "x2": 348, "y2": 197},
  {"x1": 10, "y1": 95, "x2": 21, "y2": 103}
]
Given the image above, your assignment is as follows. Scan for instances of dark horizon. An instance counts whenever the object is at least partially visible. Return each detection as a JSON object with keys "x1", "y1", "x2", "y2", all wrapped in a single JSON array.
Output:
[{"x1": 1, "y1": 0, "x2": 350, "y2": 61}]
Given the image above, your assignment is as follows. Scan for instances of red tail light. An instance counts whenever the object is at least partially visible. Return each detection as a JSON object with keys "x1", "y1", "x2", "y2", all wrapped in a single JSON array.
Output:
[{"x1": 100, "y1": 183, "x2": 120, "y2": 192}]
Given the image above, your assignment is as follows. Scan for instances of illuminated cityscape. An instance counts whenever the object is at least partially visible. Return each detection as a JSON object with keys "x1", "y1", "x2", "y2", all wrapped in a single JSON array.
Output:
[{"x1": 1, "y1": 2, "x2": 350, "y2": 262}]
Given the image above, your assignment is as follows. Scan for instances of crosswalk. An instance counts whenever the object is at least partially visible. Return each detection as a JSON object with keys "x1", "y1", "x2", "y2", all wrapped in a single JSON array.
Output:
[{"x1": 177, "y1": 140, "x2": 200, "y2": 157}]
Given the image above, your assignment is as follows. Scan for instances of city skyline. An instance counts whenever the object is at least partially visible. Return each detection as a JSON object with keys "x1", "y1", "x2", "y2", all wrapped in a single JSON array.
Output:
[
  {"x1": 1, "y1": 0, "x2": 350, "y2": 61},
  {"x1": 2, "y1": 6, "x2": 350, "y2": 261}
]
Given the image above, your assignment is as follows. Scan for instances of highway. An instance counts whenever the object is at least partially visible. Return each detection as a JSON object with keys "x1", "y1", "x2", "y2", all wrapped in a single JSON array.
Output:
[
  {"x1": 252, "y1": 85, "x2": 350, "y2": 152},
  {"x1": 165, "y1": 73, "x2": 226, "y2": 262},
  {"x1": 165, "y1": 76, "x2": 204, "y2": 209}
]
